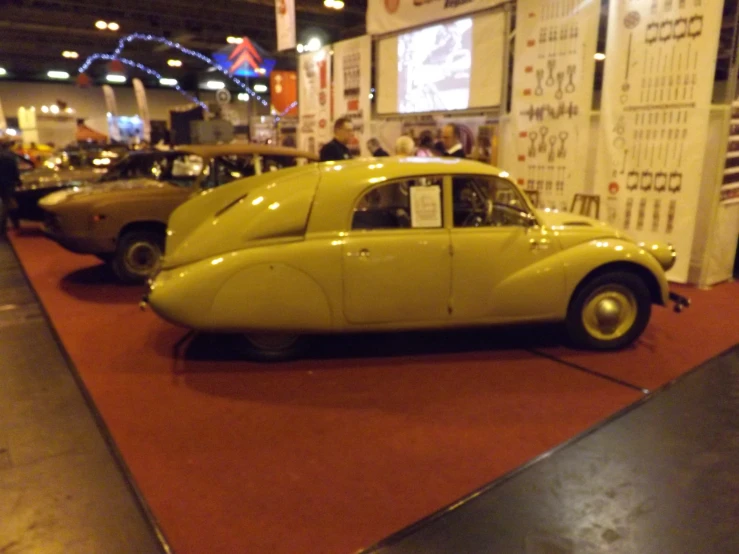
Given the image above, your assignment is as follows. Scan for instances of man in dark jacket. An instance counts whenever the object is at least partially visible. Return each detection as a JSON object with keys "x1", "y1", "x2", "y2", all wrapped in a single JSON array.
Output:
[
  {"x1": 440, "y1": 123, "x2": 466, "y2": 158},
  {"x1": 319, "y1": 117, "x2": 354, "y2": 162},
  {"x1": 0, "y1": 138, "x2": 21, "y2": 236},
  {"x1": 366, "y1": 138, "x2": 389, "y2": 157}
]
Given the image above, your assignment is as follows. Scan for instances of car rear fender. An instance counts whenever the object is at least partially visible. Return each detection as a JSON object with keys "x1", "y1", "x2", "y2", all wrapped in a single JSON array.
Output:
[{"x1": 209, "y1": 263, "x2": 333, "y2": 332}]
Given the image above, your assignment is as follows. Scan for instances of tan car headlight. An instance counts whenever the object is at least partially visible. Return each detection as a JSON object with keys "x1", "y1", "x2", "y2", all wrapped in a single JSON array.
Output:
[{"x1": 639, "y1": 241, "x2": 676, "y2": 271}]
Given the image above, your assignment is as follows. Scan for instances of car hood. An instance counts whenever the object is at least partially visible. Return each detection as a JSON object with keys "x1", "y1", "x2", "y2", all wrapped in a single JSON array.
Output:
[{"x1": 39, "y1": 178, "x2": 175, "y2": 207}]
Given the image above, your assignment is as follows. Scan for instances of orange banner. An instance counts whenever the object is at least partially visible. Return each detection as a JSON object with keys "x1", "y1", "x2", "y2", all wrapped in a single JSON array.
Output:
[{"x1": 270, "y1": 70, "x2": 298, "y2": 117}]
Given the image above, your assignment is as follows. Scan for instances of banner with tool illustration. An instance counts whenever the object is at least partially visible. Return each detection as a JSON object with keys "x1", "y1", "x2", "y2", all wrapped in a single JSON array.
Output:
[
  {"x1": 332, "y1": 36, "x2": 371, "y2": 156},
  {"x1": 504, "y1": 0, "x2": 601, "y2": 212},
  {"x1": 593, "y1": 0, "x2": 723, "y2": 282},
  {"x1": 297, "y1": 47, "x2": 332, "y2": 156}
]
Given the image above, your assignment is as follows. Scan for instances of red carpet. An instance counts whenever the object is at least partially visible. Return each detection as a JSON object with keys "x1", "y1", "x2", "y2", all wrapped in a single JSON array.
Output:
[{"x1": 9, "y1": 229, "x2": 734, "y2": 554}]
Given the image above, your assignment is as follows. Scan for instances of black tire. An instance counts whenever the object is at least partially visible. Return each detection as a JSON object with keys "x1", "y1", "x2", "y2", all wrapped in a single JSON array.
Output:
[
  {"x1": 239, "y1": 333, "x2": 308, "y2": 362},
  {"x1": 111, "y1": 230, "x2": 164, "y2": 284},
  {"x1": 565, "y1": 271, "x2": 652, "y2": 350}
]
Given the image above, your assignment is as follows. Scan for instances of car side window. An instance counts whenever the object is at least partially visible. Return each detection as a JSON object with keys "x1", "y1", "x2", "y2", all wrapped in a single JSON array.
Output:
[
  {"x1": 352, "y1": 176, "x2": 444, "y2": 230},
  {"x1": 452, "y1": 175, "x2": 533, "y2": 228}
]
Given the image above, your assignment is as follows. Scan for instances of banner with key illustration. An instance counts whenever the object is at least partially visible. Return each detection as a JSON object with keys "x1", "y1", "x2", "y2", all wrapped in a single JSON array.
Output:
[
  {"x1": 504, "y1": 0, "x2": 601, "y2": 212},
  {"x1": 593, "y1": 0, "x2": 723, "y2": 282}
]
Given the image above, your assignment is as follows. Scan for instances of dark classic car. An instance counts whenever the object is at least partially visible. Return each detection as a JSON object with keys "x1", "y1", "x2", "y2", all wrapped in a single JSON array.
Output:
[{"x1": 13, "y1": 145, "x2": 129, "y2": 222}]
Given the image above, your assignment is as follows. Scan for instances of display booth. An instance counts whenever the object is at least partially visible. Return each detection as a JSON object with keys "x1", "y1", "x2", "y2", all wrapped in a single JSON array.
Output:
[{"x1": 293, "y1": 0, "x2": 738, "y2": 286}]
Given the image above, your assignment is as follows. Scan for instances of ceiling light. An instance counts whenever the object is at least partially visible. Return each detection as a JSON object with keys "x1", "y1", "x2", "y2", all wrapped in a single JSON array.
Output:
[
  {"x1": 107, "y1": 22, "x2": 120, "y2": 31},
  {"x1": 305, "y1": 37, "x2": 322, "y2": 52},
  {"x1": 159, "y1": 78, "x2": 178, "y2": 86},
  {"x1": 206, "y1": 81, "x2": 225, "y2": 90},
  {"x1": 296, "y1": 44, "x2": 304, "y2": 53},
  {"x1": 50, "y1": 105, "x2": 60, "y2": 114},
  {"x1": 324, "y1": 0, "x2": 344, "y2": 8},
  {"x1": 62, "y1": 51, "x2": 79, "y2": 59},
  {"x1": 237, "y1": 93, "x2": 250, "y2": 101},
  {"x1": 167, "y1": 59, "x2": 182, "y2": 67},
  {"x1": 253, "y1": 84, "x2": 268, "y2": 93},
  {"x1": 41, "y1": 106, "x2": 50, "y2": 113},
  {"x1": 0, "y1": 67, "x2": 6, "y2": 76},
  {"x1": 594, "y1": 52, "x2": 606, "y2": 61},
  {"x1": 95, "y1": 20, "x2": 107, "y2": 30},
  {"x1": 106, "y1": 74, "x2": 127, "y2": 83},
  {"x1": 47, "y1": 70, "x2": 70, "y2": 79},
  {"x1": 227, "y1": 36, "x2": 244, "y2": 44}
]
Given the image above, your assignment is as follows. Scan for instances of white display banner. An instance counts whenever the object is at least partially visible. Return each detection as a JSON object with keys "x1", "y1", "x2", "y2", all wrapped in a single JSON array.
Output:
[
  {"x1": 298, "y1": 47, "x2": 332, "y2": 155},
  {"x1": 503, "y1": 0, "x2": 601, "y2": 212},
  {"x1": 102, "y1": 85, "x2": 122, "y2": 142},
  {"x1": 333, "y1": 36, "x2": 372, "y2": 156},
  {"x1": 593, "y1": 0, "x2": 723, "y2": 282},
  {"x1": 132, "y1": 78, "x2": 152, "y2": 143},
  {"x1": 366, "y1": 0, "x2": 505, "y2": 36},
  {"x1": 275, "y1": 0, "x2": 296, "y2": 51}
]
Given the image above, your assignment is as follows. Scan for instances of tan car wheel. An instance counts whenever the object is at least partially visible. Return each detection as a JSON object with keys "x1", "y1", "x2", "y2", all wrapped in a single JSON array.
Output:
[
  {"x1": 566, "y1": 271, "x2": 652, "y2": 350},
  {"x1": 111, "y1": 231, "x2": 164, "y2": 284},
  {"x1": 241, "y1": 333, "x2": 306, "y2": 362}
]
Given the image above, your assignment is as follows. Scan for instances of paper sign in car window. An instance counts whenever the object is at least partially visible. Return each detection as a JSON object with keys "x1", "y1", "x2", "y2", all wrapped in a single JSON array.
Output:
[{"x1": 410, "y1": 185, "x2": 442, "y2": 228}]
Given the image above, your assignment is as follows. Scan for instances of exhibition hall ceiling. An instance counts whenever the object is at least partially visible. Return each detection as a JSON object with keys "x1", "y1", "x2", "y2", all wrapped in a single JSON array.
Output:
[{"x1": 0, "y1": 0, "x2": 368, "y2": 80}]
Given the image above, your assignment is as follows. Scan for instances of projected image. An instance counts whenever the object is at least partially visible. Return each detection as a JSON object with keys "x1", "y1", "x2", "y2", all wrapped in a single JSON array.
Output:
[{"x1": 398, "y1": 18, "x2": 472, "y2": 113}]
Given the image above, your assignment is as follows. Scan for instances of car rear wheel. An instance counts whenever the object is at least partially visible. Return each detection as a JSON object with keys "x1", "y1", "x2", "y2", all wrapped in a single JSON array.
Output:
[
  {"x1": 565, "y1": 271, "x2": 651, "y2": 350},
  {"x1": 240, "y1": 333, "x2": 307, "y2": 362},
  {"x1": 111, "y1": 231, "x2": 164, "y2": 284}
]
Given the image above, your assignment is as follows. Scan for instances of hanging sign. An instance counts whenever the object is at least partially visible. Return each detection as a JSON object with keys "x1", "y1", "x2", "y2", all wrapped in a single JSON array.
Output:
[
  {"x1": 366, "y1": 0, "x2": 505, "y2": 35},
  {"x1": 592, "y1": 0, "x2": 723, "y2": 282},
  {"x1": 275, "y1": 0, "x2": 296, "y2": 51},
  {"x1": 332, "y1": 36, "x2": 372, "y2": 156},
  {"x1": 298, "y1": 47, "x2": 332, "y2": 155},
  {"x1": 503, "y1": 0, "x2": 601, "y2": 213}
]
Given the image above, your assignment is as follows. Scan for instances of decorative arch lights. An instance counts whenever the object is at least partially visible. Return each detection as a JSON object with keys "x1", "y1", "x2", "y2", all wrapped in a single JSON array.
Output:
[{"x1": 77, "y1": 33, "x2": 300, "y2": 119}]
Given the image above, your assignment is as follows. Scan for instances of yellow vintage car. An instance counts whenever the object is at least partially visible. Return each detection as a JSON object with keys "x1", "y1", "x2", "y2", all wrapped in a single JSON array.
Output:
[{"x1": 144, "y1": 157, "x2": 688, "y2": 360}]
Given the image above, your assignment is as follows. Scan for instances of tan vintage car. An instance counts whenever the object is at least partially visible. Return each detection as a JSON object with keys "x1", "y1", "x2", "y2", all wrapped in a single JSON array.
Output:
[{"x1": 39, "y1": 144, "x2": 318, "y2": 283}]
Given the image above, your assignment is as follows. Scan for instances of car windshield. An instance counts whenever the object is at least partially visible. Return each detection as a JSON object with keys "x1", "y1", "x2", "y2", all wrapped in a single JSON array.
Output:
[
  {"x1": 43, "y1": 146, "x2": 128, "y2": 171},
  {"x1": 101, "y1": 153, "x2": 205, "y2": 186}
]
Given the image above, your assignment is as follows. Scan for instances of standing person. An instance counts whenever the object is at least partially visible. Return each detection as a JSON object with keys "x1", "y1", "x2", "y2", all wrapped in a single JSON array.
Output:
[
  {"x1": 319, "y1": 117, "x2": 354, "y2": 162},
  {"x1": 416, "y1": 130, "x2": 437, "y2": 157},
  {"x1": 440, "y1": 123, "x2": 466, "y2": 158},
  {"x1": 395, "y1": 135, "x2": 416, "y2": 156},
  {"x1": 0, "y1": 138, "x2": 21, "y2": 236},
  {"x1": 366, "y1": 138, "x2": 389, "y2": 157}
]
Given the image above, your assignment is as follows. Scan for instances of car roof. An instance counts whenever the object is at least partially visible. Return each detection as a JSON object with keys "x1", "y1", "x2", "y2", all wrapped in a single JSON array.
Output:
[
  {"x1": 175, "y1": 143, "x2": 320, "y2": 161},
  {"x1": 317, "y1": 156, "x2": 503, "y2": 190}
]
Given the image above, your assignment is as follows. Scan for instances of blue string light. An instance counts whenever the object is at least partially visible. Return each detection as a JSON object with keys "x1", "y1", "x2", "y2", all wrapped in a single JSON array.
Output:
[{"x1": 79, "y1": 53, "x2": 208, "y2": 110}]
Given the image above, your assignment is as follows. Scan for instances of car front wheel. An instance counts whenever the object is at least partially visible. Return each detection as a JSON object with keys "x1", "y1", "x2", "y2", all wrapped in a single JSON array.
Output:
[
  {"x1": 240, "y1": 333, "x2": 307, "y2": 362},
  {"x1": 566, "y1": 271, "x2": 652, "y2": 350},
  {"x1": 111, "y1": 230, "x2": 164, "y2": 284}
]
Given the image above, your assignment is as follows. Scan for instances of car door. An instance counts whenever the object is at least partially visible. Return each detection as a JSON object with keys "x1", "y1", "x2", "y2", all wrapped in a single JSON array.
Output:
[
  {"x1": 449, "y1": 175, "x2": 566, "y2": 321},
  {"x1": 342, "y1": 176, "x2": 452, "y2": 325}
]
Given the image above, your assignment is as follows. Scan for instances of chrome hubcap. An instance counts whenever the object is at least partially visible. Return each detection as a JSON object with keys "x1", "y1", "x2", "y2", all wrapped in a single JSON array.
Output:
[{"x1": 125, "y1": 242, "x2": 160, "y2": 274}]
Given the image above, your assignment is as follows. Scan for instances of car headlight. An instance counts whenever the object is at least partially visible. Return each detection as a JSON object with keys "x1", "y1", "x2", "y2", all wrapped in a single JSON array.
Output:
[{"x1": 639, "y1": 241, "x2": 676, "y2": 271}]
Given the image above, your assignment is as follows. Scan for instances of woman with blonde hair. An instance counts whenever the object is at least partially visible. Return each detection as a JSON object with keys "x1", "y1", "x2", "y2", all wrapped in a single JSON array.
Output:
[{"x1": 394, "y1": 135, "x2": 416, "y2": 156}]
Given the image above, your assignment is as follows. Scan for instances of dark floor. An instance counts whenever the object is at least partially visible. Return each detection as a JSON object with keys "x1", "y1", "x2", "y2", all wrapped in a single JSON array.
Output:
[
  {"x1": 0, "y1": 239, "x2": 166, "y2": 554},
  {"x1": 361, "y1": 344, "x2": 739, "y2": 554},
  {"x1": 2, "y1": 233, "x2": 738, "y2": 554}
]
